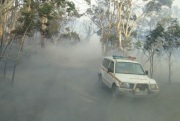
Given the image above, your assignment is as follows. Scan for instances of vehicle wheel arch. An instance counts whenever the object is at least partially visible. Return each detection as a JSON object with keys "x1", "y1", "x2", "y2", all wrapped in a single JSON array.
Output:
[
  {"x1": 98, "y1": 73, "x2": 102, "y2": 77},
  {"x1": 111, "y1": 82, "x2": 117, "y2": 88}
]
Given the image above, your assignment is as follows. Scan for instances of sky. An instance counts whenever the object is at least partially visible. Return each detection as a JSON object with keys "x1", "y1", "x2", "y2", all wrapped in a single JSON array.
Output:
[
  {"x1": 73, "y1": 0, "x2": 90, "y2": 14},
  {"x1": 173, "y1": 0, "x2": 180, "y2": 6},
  {"x1": 90, "y1": 0, "x2": 180, "y2": 7},
  {"x1": 72, "y1": 0, "x2": 180, "y2": 14}
]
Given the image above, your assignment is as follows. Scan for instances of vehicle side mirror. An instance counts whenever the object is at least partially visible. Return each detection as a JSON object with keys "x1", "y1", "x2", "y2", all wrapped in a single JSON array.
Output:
[
  {"x1": 145, "y1": 70, "x2": 148, "y2": 75},
  {"x1": 107, "y1": 68, "x2": 113, "y2": 73}
]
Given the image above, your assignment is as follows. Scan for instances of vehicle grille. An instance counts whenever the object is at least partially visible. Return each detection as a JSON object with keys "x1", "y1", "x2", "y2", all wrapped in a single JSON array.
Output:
[
  {"x1": 135, "y1": 84, "x2": 149, "y2": 91},
  {"x1": 129, "y1": 83, "x2": 135, "y2": 89}
]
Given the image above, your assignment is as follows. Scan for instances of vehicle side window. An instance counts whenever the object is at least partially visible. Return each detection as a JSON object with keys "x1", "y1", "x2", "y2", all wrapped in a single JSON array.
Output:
[
  {"x1": 109, "y1": 61, "x2": 114, "y2": 73},
  {"x1": 134, "y1": 64, "x2": 144, "y2": 74},
  {"x1": 102, "y1": 58, "x2": 110, "y2": 69}
]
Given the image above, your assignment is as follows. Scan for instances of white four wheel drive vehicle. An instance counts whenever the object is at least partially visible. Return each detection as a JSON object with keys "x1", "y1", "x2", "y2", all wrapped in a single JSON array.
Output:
[{"x1": 98, "y1": 55, "x2": 159, "y2": 96}]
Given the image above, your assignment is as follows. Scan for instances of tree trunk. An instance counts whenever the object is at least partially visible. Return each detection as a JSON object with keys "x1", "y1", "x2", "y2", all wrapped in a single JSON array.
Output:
[
  {"x1": 41, "y1": 16, "x2": 48, "y2": 48},
  {"x1": 0, "y1": 0, "x2": 15, "y2": 57},
  {"x1": 0, "y1": 0, "x2": 14, "y2": 14},
  {"x1": 12, "y1": 20, "x2": 32, "y2": 85},
  {"x1": 40, "y1": 34, "x2": 45, "y2": 48},
  {"x1": 168, "y1": 51, "x2": 172, "y2": 83},
  {"x1": 0, "y1": 33, "x2": 3, "y2": 56},
  {"x1": 117, "y1": 1, "x2": 124, "y2": 51},
  {"x1": 151, "y1": 51, "x2": 154, "y2": 78},
  {"x1": 100, "y1": 17, "x2": 105, "y2": 55},
  {"x1": 149, "y1": 50, "x2": 154, "y2": 78}
]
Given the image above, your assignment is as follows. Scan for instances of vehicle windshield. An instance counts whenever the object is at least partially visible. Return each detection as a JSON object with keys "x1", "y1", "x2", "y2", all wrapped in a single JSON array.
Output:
[{"x1": 115, "y1": 62, "x2": 145, "y2": 75}]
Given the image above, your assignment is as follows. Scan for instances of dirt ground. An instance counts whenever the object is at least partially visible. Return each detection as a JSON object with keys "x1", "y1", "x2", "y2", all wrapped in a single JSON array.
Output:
[{"x1": 0, "y1": 44, "x2": 180, "y2": 121}]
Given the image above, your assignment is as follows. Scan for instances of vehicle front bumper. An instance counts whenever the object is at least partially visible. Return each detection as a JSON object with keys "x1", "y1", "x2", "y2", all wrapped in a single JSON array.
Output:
[{"x1": 117, "y1": 88, "x2": 159, "y2": 97}]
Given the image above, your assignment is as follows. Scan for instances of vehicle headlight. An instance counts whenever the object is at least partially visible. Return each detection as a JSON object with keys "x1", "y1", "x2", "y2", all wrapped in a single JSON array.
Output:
[
  {"x1": 150, "y1": 84, "x2": 159, "y2": 90},
  {"x1": 120, "y1": 82, "x2": 130, "y2": 89}
]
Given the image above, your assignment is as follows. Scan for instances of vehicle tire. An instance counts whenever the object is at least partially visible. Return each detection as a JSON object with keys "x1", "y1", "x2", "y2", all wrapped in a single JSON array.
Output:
[
  {"x1": 98, "y1": 74, "x2": 104, "y2": 88},
  {"x1": 111, "y1": 84, "x2": 119, "y2": 98}
]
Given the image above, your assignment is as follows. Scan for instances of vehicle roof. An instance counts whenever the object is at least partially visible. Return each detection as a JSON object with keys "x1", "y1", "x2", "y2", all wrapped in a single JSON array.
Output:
[{"x1": 104, "y1": 56, "x2": 139, "y2": 63}]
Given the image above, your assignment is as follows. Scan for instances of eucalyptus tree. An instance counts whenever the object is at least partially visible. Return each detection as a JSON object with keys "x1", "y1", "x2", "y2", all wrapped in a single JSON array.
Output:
[
  {"x1": 143, "y1": 24, "x2": 165, "y2": 78},
  {"x1": 0, "y1": 0, "x2": 24, "y2": 84},
  {"x1": 9, "y1": 0, "x2": 78, "y2": 84},
  {"x1": 140, "y1": 0, "x2": 175, "y2": 79},
  {"x1": 91, "y1": 5, "x2": 109, "y2": 54},
  {"x1": 11, "y1": 0, "x2": 77, "y2": 48},
  {"x1": 114, "y1": 0, "x2": 134, "y2": 51},
  {"x1": 0, "y1": 0, "x2": 15, "y2": 57},
  {"x1": 113, "y1": 0, "x2": 174, "y2": 51},
  {"x1": 85, "y1": 0, "x2": 174, "y2": 55},
  {"x1": 143, "y1": 17, "x2": 180, "y2": 80},
  {"x1": 163, "y1": 18, "x2": 180, "y2": 82},
  {"x1": 78, "y1": 0, "x2": 98, "y2": 42},
  {"x1": 85, "y1": 0, "x2": 118, "y2": 55}
]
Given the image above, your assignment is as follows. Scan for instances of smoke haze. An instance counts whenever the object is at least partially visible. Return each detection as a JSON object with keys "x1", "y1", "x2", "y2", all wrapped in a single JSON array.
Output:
[{"x1": 0, "y1": 40, "x2": 180, "y2": 121}]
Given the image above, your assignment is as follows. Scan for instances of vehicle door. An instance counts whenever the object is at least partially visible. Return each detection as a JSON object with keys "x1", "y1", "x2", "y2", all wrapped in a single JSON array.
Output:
[
  {"x1": 101, "y1": 58, "x2": 111, "y2": 87},
  {"x1": 106, "y1": 61, "x2": 115, "y2": 88}
]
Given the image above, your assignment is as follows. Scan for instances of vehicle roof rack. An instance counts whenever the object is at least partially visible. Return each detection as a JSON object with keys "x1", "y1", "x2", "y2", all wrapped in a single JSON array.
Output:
[{"x1": 112, "y1": 55, "x2": 136, "y2": 60}]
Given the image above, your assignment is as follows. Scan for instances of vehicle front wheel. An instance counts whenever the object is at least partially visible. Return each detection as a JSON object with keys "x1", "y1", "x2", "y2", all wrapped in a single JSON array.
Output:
[
  {"x1": 111, "y1": 84, "x2": 119, "y2": 98},
  {"x1": 98, "y1": 74, "x2": 104, "y2": 88}
]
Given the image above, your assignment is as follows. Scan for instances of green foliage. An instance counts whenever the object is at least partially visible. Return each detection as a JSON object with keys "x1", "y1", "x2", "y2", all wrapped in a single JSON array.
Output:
[
  {"x1": 48, "y1": 20, "x2": 60, "y2": 36},
  {"x1": 12, "y1": 9, "x2": 36, "y2": 37},
  {"x1": 66, "y1": 2, "x2": 75, "y2": 12},
  {"x1": 163, "y1": 19, "x2": 180, "y2": 50},
  {"x1": 12, "y1": 0, "x2": 77, "y2": 39},
  {"x1": 84, "y1": 0, "x2": 91, "y2": 5},
  {"x1": 134, "y1": 41, "x2": 142, "y2": 50},
  {"x1": 159, "y1": 0, "x2": 173, "y2": 8},
  {"x1": 38, "y1": 3, "x2": 53, "y2": 17},
  {"x1": 60, "y1": 32, "x2": 80, "y2": 41},
  {"x1": 131, "y1": 31, "x2": 137, "y2": 38},
  {"x1": 55, "y1": 0, "x2": 66, "y2": 7},
  {"x1": 123, "y1": 37, "x2": 132, "y2": 50},
  {"x1": 144, "y1": 18, "x2": 180, "y2": 53},
  {"x1": 145, "y1": 1, "x2": 162, "y2": 12},
  {"x1": 109, "y1": 34, "x2": 118, "y2": 41},
  {"x1": 144, "y1": 24, "x2": 165, "y2": 51},
  {"x1": 145, "y1": 0, "x2": 174, "y2": 13},
  {"x1": 69, "y1": 32, "x2": 80, "y2": 40},
  {"x1": 151, "y1": 24, "x2": 164, "y2": 38}
]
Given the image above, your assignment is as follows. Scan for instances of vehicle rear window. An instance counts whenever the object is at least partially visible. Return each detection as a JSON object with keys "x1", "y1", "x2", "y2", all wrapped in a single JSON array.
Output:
[
  {"x1": 109, "y1": 61, "x2": 114, "y2": 72},
  {"x1": 102, "y1": 58, "x2": 111, "y2": 69}
]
